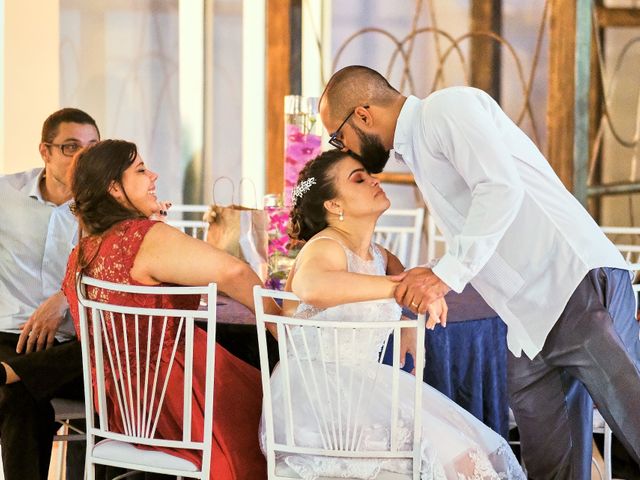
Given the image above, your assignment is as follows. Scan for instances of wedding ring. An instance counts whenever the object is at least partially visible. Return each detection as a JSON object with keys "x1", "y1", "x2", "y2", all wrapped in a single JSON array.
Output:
[{"x1": 411, "y1": 301, "x2": 419, "y2": 307}]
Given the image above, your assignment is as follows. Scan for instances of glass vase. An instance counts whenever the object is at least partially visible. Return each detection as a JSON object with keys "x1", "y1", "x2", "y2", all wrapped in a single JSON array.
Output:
[{"x1": 283, "y1": 95, "x2": 322, "y2": 206}]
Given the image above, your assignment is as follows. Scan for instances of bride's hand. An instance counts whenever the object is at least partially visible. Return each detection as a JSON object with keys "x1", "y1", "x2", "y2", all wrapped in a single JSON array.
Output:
[
  {"x1": 426, "y1": 297, "x2": 448, "y2": 330},
  {"x1": 149, "y1": 201, "x2": 172, "y2": 222},
  {"x1": 399, "y1": 318, "x2": 418, "y2": 376}
]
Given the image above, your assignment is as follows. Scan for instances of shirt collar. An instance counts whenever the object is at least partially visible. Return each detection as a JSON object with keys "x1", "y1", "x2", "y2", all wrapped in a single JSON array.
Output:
[
  {"x1": 23, "y1": 169, "x2": 67, "y2": 208},
  {"x1": 24, "y1": 169, "x2": 46, "y2": 202},
  {"x1": 392, "y1": 95, "x2": 421, "y2": 158}
]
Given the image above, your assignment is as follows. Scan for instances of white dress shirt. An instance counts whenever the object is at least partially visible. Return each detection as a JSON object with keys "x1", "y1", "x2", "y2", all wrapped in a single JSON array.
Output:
[
  {"x1": 393, "y1": 87, "x2": 629, "y2": 358},
  {"x1": 0, "y1": 168, "x2": 77, "y2": 341}
]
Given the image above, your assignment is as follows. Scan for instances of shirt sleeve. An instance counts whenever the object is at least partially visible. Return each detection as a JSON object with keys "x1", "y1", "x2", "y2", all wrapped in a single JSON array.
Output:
[{"x1": 426, "y1": 89, "x2": 524, "y2": 292}]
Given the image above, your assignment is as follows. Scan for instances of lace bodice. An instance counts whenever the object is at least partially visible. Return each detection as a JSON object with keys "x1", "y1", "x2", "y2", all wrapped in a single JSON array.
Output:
[{"x1": 290, "y1": 238, "x2": 402, "y2": 364}]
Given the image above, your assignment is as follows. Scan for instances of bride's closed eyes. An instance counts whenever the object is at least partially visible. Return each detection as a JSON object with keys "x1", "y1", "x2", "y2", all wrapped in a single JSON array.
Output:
[{"x1": 348, "y1": 168, "x2": 367, "y2": 183}]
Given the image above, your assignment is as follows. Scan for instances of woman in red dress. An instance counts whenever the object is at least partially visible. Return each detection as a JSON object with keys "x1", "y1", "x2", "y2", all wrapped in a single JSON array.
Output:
[{"x1": 62, "y1": 139, "x2": 272, "y2": 479}]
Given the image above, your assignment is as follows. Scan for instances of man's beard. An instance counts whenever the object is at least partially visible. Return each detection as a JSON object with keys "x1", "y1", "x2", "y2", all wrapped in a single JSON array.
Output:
[{"x1": 350, "y1": 126, "x2": 390, "y2": 174}]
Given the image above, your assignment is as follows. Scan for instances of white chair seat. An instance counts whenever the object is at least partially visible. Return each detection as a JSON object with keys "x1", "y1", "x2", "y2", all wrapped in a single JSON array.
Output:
[{"x1": 93, "y1": 439, "x2": 198, "y2": 472}]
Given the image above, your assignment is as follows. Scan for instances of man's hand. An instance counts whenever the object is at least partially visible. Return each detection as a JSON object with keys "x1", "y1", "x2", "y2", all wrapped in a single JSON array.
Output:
[
  {"x1": 16, "y1": 291, "x2": 68, "y2": 354},
  {"x1": 394, "y1": 267, "x2": 451, "y2": 315}
]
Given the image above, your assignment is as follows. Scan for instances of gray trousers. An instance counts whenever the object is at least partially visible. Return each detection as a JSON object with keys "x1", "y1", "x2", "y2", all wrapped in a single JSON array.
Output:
[{"x1": 508, "y1": 268, "x2": 640, "y2": 479}]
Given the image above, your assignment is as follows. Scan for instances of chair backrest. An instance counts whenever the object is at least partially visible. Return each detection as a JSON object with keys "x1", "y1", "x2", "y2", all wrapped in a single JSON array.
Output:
[
  {"x1": 167, "y1": 204, "x2": 210, "y2": 240},
  {"x1": 254, "y1": 287, "x2": 426, "y2": 480},
  {"x1": 76, "y1": 276, "x2": 217, "y2": 476},
  {"x1": 426, "y1": 213, "x2": 447, "y2": 260},
  {"x1": 373, "y1": 208, "x2": 425, "y2": 268},
  {"x1": 601, "y1": 225, "x2": 640, "y2": 268}
]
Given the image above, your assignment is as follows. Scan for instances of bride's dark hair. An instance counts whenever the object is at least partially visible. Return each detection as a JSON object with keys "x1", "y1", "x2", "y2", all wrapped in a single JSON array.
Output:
[{"x1": 289, "y1": 150, "x2": 348, "y2": 242}]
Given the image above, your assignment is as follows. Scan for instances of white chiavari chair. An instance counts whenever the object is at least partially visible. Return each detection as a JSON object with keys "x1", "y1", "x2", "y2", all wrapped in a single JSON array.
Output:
[
  {"x1": 601, "y1": 225, "x2": 640, "y2": 295},
  {"x1": 77, "y1": 276, "x2": 217, "y2": 479},
  {"x1": 426, "y1": 213, "x2": 446, "y2": 261},
  {"x1": 373, "y1": 208, "x2": 425, "y2": 268},
  {"x1": 254, "y1": 286, "x2": 426, "y2": 480},
  {"x1": 166, "y1": 204, "x2": 209, "y2": 240}
]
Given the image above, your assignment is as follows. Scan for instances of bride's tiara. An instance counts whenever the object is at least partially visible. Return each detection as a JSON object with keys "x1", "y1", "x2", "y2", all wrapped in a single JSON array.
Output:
[{"x1": 292, "y1": 177, "x2": 316, "y2": 204}]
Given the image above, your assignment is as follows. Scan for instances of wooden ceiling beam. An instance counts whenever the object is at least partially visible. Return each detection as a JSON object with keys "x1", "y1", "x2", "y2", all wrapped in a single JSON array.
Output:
[{"x1": 596, "y1": 6, "x2": 640, "y2": 28}]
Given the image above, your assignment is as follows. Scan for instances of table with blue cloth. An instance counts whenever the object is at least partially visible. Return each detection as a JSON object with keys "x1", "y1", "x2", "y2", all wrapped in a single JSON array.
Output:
[{"x1": 381, "y1": 285, "x2": 509, "y2": 439}]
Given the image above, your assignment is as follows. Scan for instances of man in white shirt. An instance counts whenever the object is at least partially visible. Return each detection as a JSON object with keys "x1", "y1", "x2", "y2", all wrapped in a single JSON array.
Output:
[
  {"x1": 0, "y1": 108, "x2": 99, "y2": 480},
  {"x1": 319, "y1": 65, "x2": 640, "y2": 478}
]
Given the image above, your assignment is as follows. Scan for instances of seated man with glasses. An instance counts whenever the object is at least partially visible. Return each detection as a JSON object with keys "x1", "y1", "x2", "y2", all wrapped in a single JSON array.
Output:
[{"x1": 0, "y1": 108, "x2": 99, "y2": 480}]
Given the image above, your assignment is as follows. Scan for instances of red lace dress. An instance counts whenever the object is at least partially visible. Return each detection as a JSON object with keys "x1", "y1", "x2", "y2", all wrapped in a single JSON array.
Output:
[{"x1": 62, "y1": 218, "x2": 266, "y2": 479}]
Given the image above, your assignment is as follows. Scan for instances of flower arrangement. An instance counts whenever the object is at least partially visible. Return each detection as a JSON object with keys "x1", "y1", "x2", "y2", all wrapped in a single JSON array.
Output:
[
  {"x1": 264, "y1": 96, "x2": 321, "y2": 290},
  {"x1": 264, "y1": 199, "x2": 301, "y2": 290}
]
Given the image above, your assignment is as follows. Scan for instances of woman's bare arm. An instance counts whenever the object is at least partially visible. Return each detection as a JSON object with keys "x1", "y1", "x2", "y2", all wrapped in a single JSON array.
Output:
[
  {"x1": 291, "y1": 239, "x2": 398, "y2": 308},
  {"x1": 131, "y1": 222, "x2": 279, "y2": 316}
]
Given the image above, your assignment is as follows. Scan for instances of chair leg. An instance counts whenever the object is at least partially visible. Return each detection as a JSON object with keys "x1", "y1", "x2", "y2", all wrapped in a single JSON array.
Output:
[
  {"x1": 85, "y1": 454, "x2": 95, "y2": 480},
  {"x1": 604, "y1": 423, "x2": 612, "y2": 480},
  {"x1": 54, "y1": 422, "x2": 69, "y2": 480}
]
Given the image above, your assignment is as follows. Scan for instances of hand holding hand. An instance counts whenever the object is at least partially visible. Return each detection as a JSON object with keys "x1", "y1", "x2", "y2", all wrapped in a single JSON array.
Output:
[
  {"x1": 394, "y1": 267, "x2": 451, "y2": 315},
  {"x1": 16, "y1": 291, "x2": 68, "y2": 354},
  {"x1": 149, "y1": 201, "x2": 172, "y2": 222}
]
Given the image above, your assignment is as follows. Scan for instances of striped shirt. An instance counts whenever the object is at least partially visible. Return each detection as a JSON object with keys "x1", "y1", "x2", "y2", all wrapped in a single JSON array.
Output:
[{"x1": 0, "y1": 168, "x2": 77, "y2": 341}]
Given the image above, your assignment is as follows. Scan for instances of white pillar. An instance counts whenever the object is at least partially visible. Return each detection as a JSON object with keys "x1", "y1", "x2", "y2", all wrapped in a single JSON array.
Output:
[
  {"x1": 301, "y1": 0, "x2": 332, "y2": 97},
  {"x1": 241, "y1": 0, "x2": 266, "y2": 204},
  {"x1": 1, "y1": 0, "x2": 60, "y2": 173},
  {"x1": 179, "y1": 0, "x2": 206, "y2": 200}
]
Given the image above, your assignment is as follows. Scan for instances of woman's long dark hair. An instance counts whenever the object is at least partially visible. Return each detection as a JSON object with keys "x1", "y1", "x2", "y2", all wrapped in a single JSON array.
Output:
[
  {"x1": 288, "y1": 150, "x2": 347, "y2": 242},
  {"x1": 70, "y1": 139, "x2": 143, "y2": 236},
  {"x1": 70, "y1": 140, "x2": 146, "y2": 272}
]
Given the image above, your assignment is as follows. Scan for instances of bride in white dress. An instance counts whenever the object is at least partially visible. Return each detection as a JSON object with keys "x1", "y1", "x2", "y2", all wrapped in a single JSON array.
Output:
[{"x1": 261, "y1": 150, "x2": 525, "y2": 479}]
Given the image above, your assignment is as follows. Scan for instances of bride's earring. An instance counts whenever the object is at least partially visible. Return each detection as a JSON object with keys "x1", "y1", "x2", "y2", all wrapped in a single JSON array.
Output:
[{"x1": 339, "y1": 211, "x2": 344, "y2": 221}]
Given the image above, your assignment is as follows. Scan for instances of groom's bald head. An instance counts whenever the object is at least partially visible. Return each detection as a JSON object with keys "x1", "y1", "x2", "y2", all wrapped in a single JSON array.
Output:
[{"x1": 319, "y1": 66, "x2": 401, "y2": 122}]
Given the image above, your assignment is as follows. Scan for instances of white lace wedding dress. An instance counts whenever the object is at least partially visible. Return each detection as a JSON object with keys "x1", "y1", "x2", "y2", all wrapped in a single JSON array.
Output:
[{"x1": 260, "y1": 239, "x2": 525, "y2": 480}]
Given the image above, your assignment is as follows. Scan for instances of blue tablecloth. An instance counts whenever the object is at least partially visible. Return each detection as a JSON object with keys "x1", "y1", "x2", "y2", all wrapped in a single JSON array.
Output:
[{"x1": 382, "y1": 286, "x2": 509, "y2": 439}]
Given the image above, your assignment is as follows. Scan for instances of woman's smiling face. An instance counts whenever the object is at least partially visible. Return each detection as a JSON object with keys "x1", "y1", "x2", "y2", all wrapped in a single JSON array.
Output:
[{"x1": 110, "y1": 154, "x2": 161, "y2": 217}]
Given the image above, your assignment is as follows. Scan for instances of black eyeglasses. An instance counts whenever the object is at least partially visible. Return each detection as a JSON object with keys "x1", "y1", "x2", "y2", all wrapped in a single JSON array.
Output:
[
  {"x1": 44, "y1": 142, "x2": 87, "y2": 157},
  {"x1": 328, "y1": 105, "x2": 369, "y2": 150}
]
